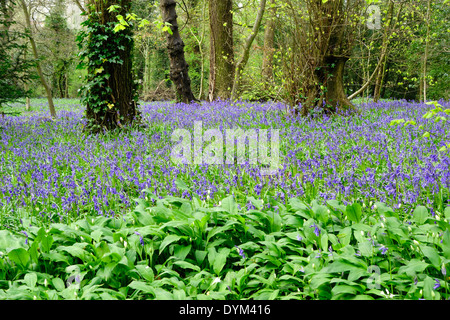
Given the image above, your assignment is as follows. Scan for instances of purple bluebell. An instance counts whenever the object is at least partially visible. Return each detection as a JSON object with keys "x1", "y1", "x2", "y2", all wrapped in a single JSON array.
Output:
[
  {"x1": 379, "y1": 245, "x2": 388, "y2": 255},
  {"x1": 235, "y1": 245, "x2": 246, "y2": 259},
  {"x1": 310, "y1": 223, "x2": 320, "y2": 237},
  {"x1": 433, "y1": 279, "x2": 441, "y2": 290}
]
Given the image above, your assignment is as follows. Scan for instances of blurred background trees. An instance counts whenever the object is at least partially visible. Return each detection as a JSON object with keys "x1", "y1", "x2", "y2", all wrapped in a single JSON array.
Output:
[{"x1": 1, "y1": 0, "x2": 448, "y2": 111}]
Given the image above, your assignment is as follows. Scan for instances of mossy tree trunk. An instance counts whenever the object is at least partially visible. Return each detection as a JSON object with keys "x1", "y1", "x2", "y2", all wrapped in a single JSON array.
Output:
[{"x1": 299, "y1": 0, "x2": 362, "y2": 116}]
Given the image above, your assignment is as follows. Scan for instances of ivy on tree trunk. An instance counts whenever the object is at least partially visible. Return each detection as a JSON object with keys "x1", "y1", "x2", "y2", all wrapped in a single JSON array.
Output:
[{"x1": 78, "y1": 0, "x2": 139, "y2": 133}]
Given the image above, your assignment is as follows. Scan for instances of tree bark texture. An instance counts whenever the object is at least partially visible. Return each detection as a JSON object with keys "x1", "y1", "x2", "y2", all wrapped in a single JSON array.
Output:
[
  {"x1": 160, "y1": 0, "x2": 196, "y2": 103},
  {"x1": 85, "y1": 0, "x2": 138, "y2": 131},
  {"x1": 261, "y1": 0, "x2": 276, "y2": 86},
  {"x1": 300, "y1": 0, "x2": 359, "y2": 116},
  {"x1": 208, "y1": 0, "x2": 234, "y2": 101}
]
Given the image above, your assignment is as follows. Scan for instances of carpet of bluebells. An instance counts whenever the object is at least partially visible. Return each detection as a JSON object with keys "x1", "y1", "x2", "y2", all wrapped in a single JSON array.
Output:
[
  {"x1": 0, "y1": 98, "x2": 449, "y2": 301},
  {"x1": 1, "y1": 99, "x2": 449, "y2": 227}
]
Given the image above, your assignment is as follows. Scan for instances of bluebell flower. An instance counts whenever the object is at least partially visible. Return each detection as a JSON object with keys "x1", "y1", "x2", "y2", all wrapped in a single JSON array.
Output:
[
  {"x1": 235, "y1": 245, "x2": 246, "y2": 259},
  {"x1": 379, "y1": 245, "x2": 388, "y2": 255},
  {"x1": 433, "y1": 279, "x2": 441, "y2": 290},
  {"x1": 310, "y1": 223, "x2": 320, "y2": 237},
  {"x1": 20, "y1": 231, "x2": 29, "y2": 245},
  {"x1": 134, "y1": 231, "x2": 144, "y2": 246}
]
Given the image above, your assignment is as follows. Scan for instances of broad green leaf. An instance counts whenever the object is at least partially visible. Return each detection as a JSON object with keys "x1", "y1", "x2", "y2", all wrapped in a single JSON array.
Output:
[
  {"x1": 398, "y1": 259, "x2": 429, "y2": 277},
  {"x1": 136, "y1": 265, "x2": 154, "y2": 282},
  {"x1": 444, "y1": 207, "x2": 450, "y2": 219},
  {"x1": 8, "y1": 248, "x2": 30, "y2": 268},
  {"x1": 58, "y1": 245, "x2": 88, "y2": 260},
  {"x1": 213, "y1": 248, "x2": 230, "y2": 275},
  {"x1": 52, "y1": 278, "x2": 65, "y2": 292},
  {"x1": 0, "y1": 230, "x2": 25, "y2": 251},
  {"x1": 441, "y1": 230, "x2": 450, "y2": 259},
  {"x1": 221, "y1": 195, "x2": 238, "y2": 214},
  {"x1": 24, "y1": 273, "x2": 37, "y2": 288},
  {"x1": 346, "y1": 203, "x2": 362, "y2": 223},
  {"x1": 423, "y1": 276, "x2": 438, "y2": 300},
  {"x1": 129, "y1": 281, "x2": 154, "y2": 294},
  {"x1": 420, "y1": 245, "x2": 440, "y2": 267},
  {"x1": 413, "y1": 206, "x2": 429, "y2": 225},
  {"x1": 331, "y1": 285, "x2": 358, "y2": 297},
  {"x1": 29, "y1": 241, "x2": 40, "y2": 264},
  {"x1": 247, "y1": 196, "x2": 263, "y2": 210},
  {"x1": 321, "y1": 234, "x2": 328, "y2": 252},
  {"x1": 153, "y1": 287, "x2": 174, "y2": 300},
  {"x1": 338, "y1": 227, "x2": 352, "y2": 247},
  {"x1": 174, "y1": 244, "x2": 191, "y2": 261},
  {"x1": 40, "y1": 234, "x2": 54, "y2": 253},
  {"x1": 195, "y1": 250, "x2": 207, "y2": 264},
  {"x1": 159, "y1": 235, "x2": 181, "y2": 253},
  {"x1": 175, "y1": 178, "x2": 189, "y2": 191},
  {"x1": 173, "y1": 260, "x2": 201, "y2": 272}
]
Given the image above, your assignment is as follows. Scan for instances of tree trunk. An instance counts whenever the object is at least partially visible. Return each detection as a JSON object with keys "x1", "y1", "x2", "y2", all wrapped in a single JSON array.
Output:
[
  {"x1": 231, "y1": 0, "x2": 266, "y2": 100},
  {"x1": 422, "y1": 0, "x2": 431, "y2": 102},
  {"x1": 160, "y1": 0, "x2": 196, "y2": 103},
  {"x1": 300, "y1": 0, "x2": 358, "y2": 116},
  {"x1": 208, "y1": 0, "x2": 234, "y2": 101},
  {"x1": 261, "y1": 0, "x2": 276, "y2": 86},
  {"x1": 83, "y1": 0, "x2": 138, "y2": 132},
  {"x1": 302, "y1": 56, "x2": 354, "y2": 116},
  {"x1": 24, "y1": 82, "x2": 31, "y2": 111},
  {"x1": 20, "y1": 0, "x2": 57, "y2": 118}
]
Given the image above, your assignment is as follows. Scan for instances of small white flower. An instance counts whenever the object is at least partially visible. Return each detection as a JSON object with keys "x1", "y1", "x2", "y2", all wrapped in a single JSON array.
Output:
[
  {"x1": 413, "y1": 240, "x2": 420, "y2": 246},
  {"x1": 380, "y1": 289, "x2": 395, "y2": 299},
  {"x1": 120, "y1": 237, "x2": 123, "y2": 242},
  {"x1": 33, "y1": 295, "x2": 37, "y2": 300},
  {"x1": 44, "y1": 279, "x2": 48, "y2": 287},
  {"x1": 212, "y1": 277, "x2": 221, "y2": 285},
  {"x1": 381, "y1": 222, "x2": 385, "y2": 228},
  {"x1": 124, "y1": 241, "x2": 127, "y2": 248}
]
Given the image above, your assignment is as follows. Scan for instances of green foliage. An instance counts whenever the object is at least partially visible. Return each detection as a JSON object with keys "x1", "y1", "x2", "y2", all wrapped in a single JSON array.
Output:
[
  {"x1": 0, "y1": 0, "x2": 35, "y2": 111},
  {"x1": 1, "y1": 192, "x2": 449, "y2": 300},
  {"x1": 76, "y1": 3, "x2": 138, "y2": 132},
  {"x1": 390, "y1": 101, "x2": 450, "y2": 152}
]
